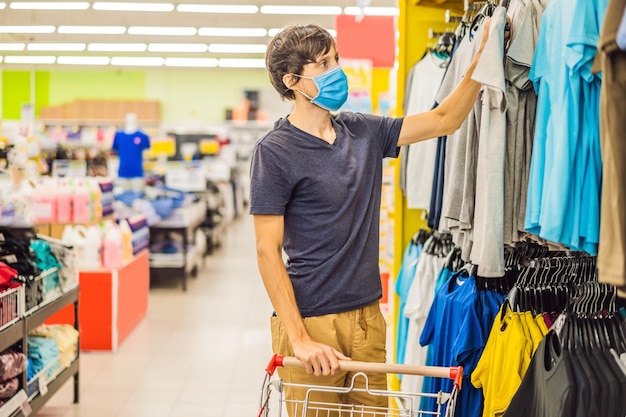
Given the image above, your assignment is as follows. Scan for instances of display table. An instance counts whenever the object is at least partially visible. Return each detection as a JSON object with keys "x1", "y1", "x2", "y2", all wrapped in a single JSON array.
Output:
[
  {"x1": 46, "y1": 250, "x2": 149, "y2": 352},
  {"x1": 149, "y1": 200, "x2": 206, "y2": 291}
]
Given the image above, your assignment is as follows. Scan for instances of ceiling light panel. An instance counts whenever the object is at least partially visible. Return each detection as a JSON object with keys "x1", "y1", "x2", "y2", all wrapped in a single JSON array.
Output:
[
  {"x1": 128, "y1": 27, "x2": 197, "y2": 36},
  {"x1": 148, "y1": 43, "x2": 208, "y2": 53},
  {"x1": 27, "y1": 43, "x2": 86, "y2": 51},
  {"x1": 57, "y1": 56, "x2": 110, "y2": 65},
  {"x1": 9, "y1": 1, "x2": 89, "y2": 10},
  {"x1": 0, "y1": 26, "x2": 55, "y2": 34},
  {"x1": 208, "y1": 44, "x2": 266, "y2": 54},
  {"x1": 177, "y1": 4, "x2": 258, "y2": 14},
  {"x1": 111, "y1": 56, "x2": 164, "y2": 66},
  {"x1": 58, "y1": 26, "x2": 126, "y2": 34},
  {"x1": 218, "y1": 58, "x2": 265, "y2": 68},
  {"x1": 343, "y1": 6, "x2": 399, "y2": 16},
  {"x1": 260, "y1": 5, "x2": 342, "y2": 15},
  {"x1": 0, "y1": 43, "x2": 25, "y2": 51},
  {"x1": 88, "y1": 43, "x2": 147, "y2": 52},
  {"x1": 199, "y1": 28, "x2": 267, "y2": 37},
  {"x1": 0, "y1": 3, "x2": 6, "y2": 9},
  {"x1": 4, "y1": 55, "x2": 56, "y2": 64},
  {"x1": 164, "y1": 57, "x2": 218, "y2": 67},
  {"x1": 92, "y1": 2, "x2": 174, "y2": 12}
]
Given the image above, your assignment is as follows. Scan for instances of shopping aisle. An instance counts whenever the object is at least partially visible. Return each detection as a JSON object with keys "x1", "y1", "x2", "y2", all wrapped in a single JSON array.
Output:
[{"x1": 37, "y1": 213, "x2": 274, "y2": 417}]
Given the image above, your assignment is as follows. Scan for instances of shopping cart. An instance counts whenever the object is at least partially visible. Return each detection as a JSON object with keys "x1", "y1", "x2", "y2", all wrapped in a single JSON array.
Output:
[{"x1": 258, "y1": 354, "x2": 463, "y2": 417}]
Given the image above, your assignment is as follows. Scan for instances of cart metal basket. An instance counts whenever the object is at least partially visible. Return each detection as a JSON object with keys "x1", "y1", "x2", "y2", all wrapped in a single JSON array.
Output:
[{"x1": 258, "y1": 355, "x2": 463, "y2": 417}]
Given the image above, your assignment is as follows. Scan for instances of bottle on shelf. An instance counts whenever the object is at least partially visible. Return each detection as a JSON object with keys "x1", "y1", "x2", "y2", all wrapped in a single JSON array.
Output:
[
  {"x1": 72, "y1": 181, "x2": 91, "y2": 223},
  {"x1": 82, "y1": 225, "x2": 102, "y2": 270},
  {"x1": 102, "y1": 222, "x2": 123, "y2": 270},
  {"x1": 119, "y1": 219, "x2": 134, "y2": 263},
  {"x1": 31, "y1": 179, "x2": 57, "y2": 223},
  {"x1": 56, "y1": 180, "x2": 73, "y2": 223}
]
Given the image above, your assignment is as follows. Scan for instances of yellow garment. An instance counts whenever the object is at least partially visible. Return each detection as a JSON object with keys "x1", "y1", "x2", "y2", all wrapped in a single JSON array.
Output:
[
  {"x1": 471, "y1": 305, "x2": 532, "y2": 417},
  {"x1": 523, "y1": 311, "x2": 545, "y2": 355},
  {"x1": 29, "y1": 324, "x2": 79, "y2": 368},
  {"x1": 535, "y1": 314, "x2": 550, "y2": 336}
]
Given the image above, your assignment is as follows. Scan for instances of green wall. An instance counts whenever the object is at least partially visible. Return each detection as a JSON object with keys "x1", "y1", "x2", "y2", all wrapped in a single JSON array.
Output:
[
  {"x1": 2, "y1": 71, "x2": 50, "y2": 120},
  {"x1": 2, "y1": 68, "x2": 270, "y2": 124}
]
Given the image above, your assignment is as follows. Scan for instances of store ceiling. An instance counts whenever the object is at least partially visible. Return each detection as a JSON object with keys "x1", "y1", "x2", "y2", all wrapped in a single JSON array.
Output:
[{"x1": 0, "y1": 0, "x2": 398, "y2": 68}]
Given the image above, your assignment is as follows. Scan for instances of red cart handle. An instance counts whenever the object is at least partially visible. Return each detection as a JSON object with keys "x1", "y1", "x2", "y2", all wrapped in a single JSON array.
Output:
[{"x1": 265, "y1": 354, "x2": 463, "y2": 389}]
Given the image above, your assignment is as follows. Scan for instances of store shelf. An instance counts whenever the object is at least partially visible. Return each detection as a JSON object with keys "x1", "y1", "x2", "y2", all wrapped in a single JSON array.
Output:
[
  {"x1": 24, "y1": 287, "x2": 78, "y2": 333},
  {"x1": 40, "y1": 118, "x2": 160, "y2": 127},
  {"x1": 0, "y1": 321, "x2": 23, "y2": 354},
  {"x1": 20, "y1": 359, "x2": 79, "y2": 417}
]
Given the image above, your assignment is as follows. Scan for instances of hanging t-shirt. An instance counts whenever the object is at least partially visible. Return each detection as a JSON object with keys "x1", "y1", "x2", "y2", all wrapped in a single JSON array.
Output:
[
  {"x1": 112, "y1": 130, "x2": 151, "y2": 178},
  {"x1": 401, "y1": 249, "x2": 446, "y2": 394},
  {"x1": 469, "y1": 7, "x2": 508, "y2": 277},
  {"x1": 419, "y1": 274, "x2": 484, "y2": 417},
  {"x1": 471, "y1": 306, "x2": 533, "y2": 417},
  {"x1": 404, "y1": 53, "x2": 448, "y2": 210},
  {"x1": 503, "y1": 332, "x2": 577, "y2": 417},
  {"x1": 395, "y1": 240, "x2": 423, "y2": 365}
]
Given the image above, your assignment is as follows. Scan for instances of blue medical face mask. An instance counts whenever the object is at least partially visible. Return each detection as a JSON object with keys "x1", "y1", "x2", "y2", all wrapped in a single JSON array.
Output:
[{"x1": 293, "y1": 66, "x2": 349, "y2": 112}]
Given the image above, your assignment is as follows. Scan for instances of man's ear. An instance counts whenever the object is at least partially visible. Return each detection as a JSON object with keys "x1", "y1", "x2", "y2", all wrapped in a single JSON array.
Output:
[{"x1": 282, "y1": 73, "x2": 298, "y2": 90}]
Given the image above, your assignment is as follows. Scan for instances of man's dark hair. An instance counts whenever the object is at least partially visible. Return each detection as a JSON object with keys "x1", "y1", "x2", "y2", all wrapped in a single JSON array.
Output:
[{"x1": 265, "y1": 24, "x2": 336, "y2": 100}]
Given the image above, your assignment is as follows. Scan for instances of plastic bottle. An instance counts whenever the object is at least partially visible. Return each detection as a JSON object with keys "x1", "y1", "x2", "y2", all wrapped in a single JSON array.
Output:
[
  {"x1": 87, "y1": 179, "x2": 103, "y2": 221},
  {"x1": 119, "y1": 219, "x2": 134, "y2": 263},
  {"x1": 82, "y1": 225, "x2": 102, "y2": 269},
  {"x1": 102, "y1": 222, "x2": 123, "y2": 269},
  {"x1": 56, "y1": 180, "x2": 73, "y2": 223},
  {"x1": 72, "y1": 181, "x2": 91, "y2": 223},
  {"x1": 63, "y1": 225, "x2": 86, "y2": 267},
  {"x1": 31, "y1": 180, "x2": 57, "y2": 223}
]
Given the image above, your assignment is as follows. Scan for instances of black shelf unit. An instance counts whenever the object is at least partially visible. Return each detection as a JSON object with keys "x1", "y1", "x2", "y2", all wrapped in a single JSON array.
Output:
[{"x1": 0, "y1": 287, "x2": 80, "y2": 417}]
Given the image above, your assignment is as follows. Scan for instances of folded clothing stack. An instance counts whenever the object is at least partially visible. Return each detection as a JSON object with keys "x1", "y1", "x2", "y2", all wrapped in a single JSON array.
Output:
[
  {"x1": 0, "y1": 350, "x2": 27, "y2": 401},
  {"x1": 29, "y1": 324, "x2": 79, "y2": 368}
]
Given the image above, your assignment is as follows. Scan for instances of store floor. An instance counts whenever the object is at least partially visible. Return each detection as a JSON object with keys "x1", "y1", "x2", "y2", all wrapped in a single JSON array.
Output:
[{"x1": 38, "y1": 213, "x2": 274, "y2": 417}]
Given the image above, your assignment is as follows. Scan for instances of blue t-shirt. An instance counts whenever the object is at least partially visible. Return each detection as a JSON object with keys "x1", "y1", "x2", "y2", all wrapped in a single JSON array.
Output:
[
  {"x1": 419, "y1": 274, "x2": 484, "y2": 417},
  {"x1": 395, "y1": 240, "x2": 422, "y2": 365},
  {"x1": 112, "y1": 130, "x2": 150, "y2": 178},
  {"x1": 249, "y1": 113, "x2": 402, "y2": 317}
]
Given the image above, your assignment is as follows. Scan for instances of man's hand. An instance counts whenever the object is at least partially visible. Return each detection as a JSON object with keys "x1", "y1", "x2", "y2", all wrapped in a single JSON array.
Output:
[{"x1": 292, "y1": 339, "x2": 351, "y2": 376}]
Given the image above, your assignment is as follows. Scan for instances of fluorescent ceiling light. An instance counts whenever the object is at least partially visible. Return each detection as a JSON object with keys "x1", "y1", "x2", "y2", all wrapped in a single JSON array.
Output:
[
  {"x1": 0, "y1": 26, "x2": 55, "y2": 34},
  {"x1": 57, "y1": 56, "x2": 110, "y2": 65},
  {"x1": 218, "y1": 58, "x2": 265, "y2": 68},
  {"x1": 208, "y1": 44, "x2": 266, "y2": 54},
  {"x1": 0, "y1": 3, "x2": 6, "y2": 9},
  {"x1": 93, "y1": 2, "x2": 174, "y2": 11},
  {"x1": 10, "y1": 1, "x2": 89, "y2": 10},
  {"x1": 268, "y1": 27, "x2": 335, "y2": 38},
  {"x1": 177, "y1": 4, "x2": 258, "y2": 14},
  {"x1": 260, "y1": 5, "x2": 342, "y2": 15},
  {"x1": 4, "y1": 55, "x2": 56, "y2": 64},
  {"x1": 148, "y1": 43, "x2": 208, "y2": 53},
  {"x1": 27, "y1": 43, "x2": 86, "y2": 51},
  {"x1": 344, "y1": 6, "x2": 399, "y2": 16},
  {"x1": 199, "y1": 28, "x2": 267, "y2": 37},
  {"x1": 164, "y1": 57, "x2": 218, "y2": 67},
  {"x1": 128, "y1": 26, "x2": 197, "y2": 36},
  {"x1": 88, "y1": 43, "x2": 147, "y2": 52},
  {"x1": 111, "y1": 56, "x2": 164, "y2": 66},
  {"x1": 58, "y1": 26, "x2": 126, "y2": 34},
  {"x1": 0, "y1": 43, "x2": 25, "y2": 51}
]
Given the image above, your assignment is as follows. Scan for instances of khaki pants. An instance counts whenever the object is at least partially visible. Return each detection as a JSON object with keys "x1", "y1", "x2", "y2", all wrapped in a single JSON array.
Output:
[{"x1": 271, "y1": 302, "x2": 388, "y2": 417}]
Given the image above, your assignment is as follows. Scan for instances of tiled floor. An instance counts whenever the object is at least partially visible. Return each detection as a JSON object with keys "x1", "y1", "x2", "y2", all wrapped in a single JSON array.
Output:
[{"x1": 37, "y1": 213, "x2": 274, "y2": 417}]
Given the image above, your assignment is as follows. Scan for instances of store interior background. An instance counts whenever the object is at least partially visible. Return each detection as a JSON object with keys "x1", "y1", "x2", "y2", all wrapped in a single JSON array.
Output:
[{"x1": 0, "y1": 1, "x2": 475, "y2": 416}]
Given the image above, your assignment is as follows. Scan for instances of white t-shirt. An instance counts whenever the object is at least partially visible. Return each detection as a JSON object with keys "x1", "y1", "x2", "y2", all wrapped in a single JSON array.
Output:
[{"x1": 404, "y1": 53, "x2": 447, "y2": 210}]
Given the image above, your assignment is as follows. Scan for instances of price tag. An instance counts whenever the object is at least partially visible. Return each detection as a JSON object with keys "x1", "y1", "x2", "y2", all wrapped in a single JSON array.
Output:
[
  {"x1": 38, "y1": 374, "x2": 48, "y2": 396},
  {"x1": 16, "y1": 390, "x2": 31, "y2": 416}
]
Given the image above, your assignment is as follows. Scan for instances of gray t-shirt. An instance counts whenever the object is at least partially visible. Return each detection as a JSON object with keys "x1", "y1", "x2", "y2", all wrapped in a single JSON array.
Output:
[{"x1": 249, "y1": 112, "x2": 402, "y2": 317}]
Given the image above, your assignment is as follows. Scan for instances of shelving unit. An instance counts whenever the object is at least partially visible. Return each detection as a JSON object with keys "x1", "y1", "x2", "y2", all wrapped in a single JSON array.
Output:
[{"x1": 0, "y1": 286, "x2": 79, "y2": 417}]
